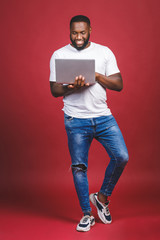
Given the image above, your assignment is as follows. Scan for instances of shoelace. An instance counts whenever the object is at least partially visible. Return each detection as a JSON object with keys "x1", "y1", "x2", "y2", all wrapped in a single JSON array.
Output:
[
  {"x1": 81, "y1": 216, "x2": 90, "y2": 223},
  {"x1": 102, "y1": 204, "x2": 110, "y2": 215}
]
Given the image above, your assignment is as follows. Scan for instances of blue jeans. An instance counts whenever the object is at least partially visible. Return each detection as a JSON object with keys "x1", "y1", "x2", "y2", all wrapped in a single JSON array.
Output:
[{"x1": 64, "y1": 113, "x2": 129, "y2": 214}]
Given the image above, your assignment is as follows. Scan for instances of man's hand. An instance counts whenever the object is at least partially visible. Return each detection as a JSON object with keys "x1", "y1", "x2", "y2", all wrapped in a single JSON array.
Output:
[
  {"x1": 50, "y1": 75, "x2": 90, "y2": 98},
  {"x1": 68, "y1": 75, "x2": 90, "y2": 89}
]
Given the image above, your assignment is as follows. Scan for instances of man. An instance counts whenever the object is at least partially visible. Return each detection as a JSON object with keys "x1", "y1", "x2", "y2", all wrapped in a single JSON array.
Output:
[{"x1": 50, "y1": 15, "x2": 129, "y2": 232}]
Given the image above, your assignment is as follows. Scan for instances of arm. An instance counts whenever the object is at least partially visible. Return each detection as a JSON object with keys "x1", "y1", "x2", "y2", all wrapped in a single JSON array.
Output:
[
  {"x1": 50, "y1": 82, "x2": 75, "y2": 98},
  {"x1": 50, "y1": 75, "x2": 90, "y2": 98},
  {"x1": 95, "y1": 72, "x2": 123, "y2": 91}
]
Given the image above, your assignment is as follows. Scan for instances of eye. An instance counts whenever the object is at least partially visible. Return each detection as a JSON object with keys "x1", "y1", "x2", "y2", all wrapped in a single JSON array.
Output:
[
  {"x1": 81, "y1": 31, "x2": 86, "y2": 35},
  {"x1": 72, "y1": 32, "x2": 77, "y2": 35}
]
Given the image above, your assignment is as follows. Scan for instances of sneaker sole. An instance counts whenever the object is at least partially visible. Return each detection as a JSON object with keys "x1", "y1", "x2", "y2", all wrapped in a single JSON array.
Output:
[
  {"x1": 89, "y1": 193, "x2": 112, "y2": 224},
  {"x1": 76, "y1": 225, "x2": 91, "y2": 232},
  {"x1": 76, "y1": 218, "x2": 95, "y2": 232}
]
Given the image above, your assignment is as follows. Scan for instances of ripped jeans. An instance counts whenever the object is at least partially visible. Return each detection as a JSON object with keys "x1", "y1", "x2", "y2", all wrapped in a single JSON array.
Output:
[{"x1": 64, "y1": 113, "x2": 129, "y2": 214}]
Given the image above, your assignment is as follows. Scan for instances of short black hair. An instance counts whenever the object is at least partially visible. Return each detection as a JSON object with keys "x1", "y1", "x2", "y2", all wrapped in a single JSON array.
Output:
[{"x1": 70, "y1": 15, "x2": 91, "y2": 28}]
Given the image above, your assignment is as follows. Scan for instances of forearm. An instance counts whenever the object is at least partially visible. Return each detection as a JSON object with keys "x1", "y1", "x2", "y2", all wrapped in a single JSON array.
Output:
[
  {"x1": 50, "y1": 82, "x2": 75, "y2": 98},
  {"x1": 95, "y1": 72, "x2": 123, "y2": 91}
]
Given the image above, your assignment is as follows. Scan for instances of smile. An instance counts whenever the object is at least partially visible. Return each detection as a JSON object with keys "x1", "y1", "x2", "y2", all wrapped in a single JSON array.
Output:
[{"x1": 75, "y1": 40, "x2": 84, "y2": 45}]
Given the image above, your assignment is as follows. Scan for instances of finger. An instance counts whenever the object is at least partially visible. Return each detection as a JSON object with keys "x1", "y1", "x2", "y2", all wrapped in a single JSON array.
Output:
[
  {"x1": 85, "y1": 83, "x2": 90, "y2": 86},
  {"x1": 68, "y1": 84, "x2": 74, "y2": 88},
  {"x1": 77, "y1": 75, "x2": 82, "y2": 86},
  {"x1": 81, "y1": 77, "x2": 85, "y2": 86},
  {"x1": 74, "y1": 76, "x2": 78, "y2": 86},
  {"x1": 77, "y1": 75, "x2": 85, "y2": 86}
]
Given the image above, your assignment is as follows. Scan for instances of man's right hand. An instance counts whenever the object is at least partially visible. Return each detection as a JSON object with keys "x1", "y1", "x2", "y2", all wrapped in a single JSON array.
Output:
[
  {"x1": 50, "y1": 75, "x2": 90, "y2": 98},
  {"x1": 68, "y1": 75, "x2": 90, "y2": 89}
]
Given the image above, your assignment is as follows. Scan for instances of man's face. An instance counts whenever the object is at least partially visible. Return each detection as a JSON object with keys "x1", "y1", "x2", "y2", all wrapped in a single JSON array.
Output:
[{"x1": 70, "y1": 22, "x2": 91, "y2": 51}]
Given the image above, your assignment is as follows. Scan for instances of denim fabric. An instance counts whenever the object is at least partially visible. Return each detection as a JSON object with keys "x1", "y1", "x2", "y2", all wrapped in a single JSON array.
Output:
[{"x1": 64, "y1": 113, "x2": 129, "y2": 213}]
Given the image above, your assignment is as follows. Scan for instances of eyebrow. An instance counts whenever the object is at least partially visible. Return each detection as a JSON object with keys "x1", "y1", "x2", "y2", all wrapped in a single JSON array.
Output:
[{"x1": 71, "y1": 30, "x2": 86, "y2": 33}]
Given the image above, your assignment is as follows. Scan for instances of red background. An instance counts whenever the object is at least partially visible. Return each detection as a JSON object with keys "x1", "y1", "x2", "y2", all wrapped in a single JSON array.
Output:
[{"x1": 0, "y1": 0, "x2": 160, "y2": 239}]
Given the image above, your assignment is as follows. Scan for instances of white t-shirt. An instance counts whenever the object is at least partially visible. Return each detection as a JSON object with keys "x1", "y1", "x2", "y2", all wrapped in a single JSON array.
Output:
[{"x1": 49, "y1": 42, "x2": 120, "y2": 118}]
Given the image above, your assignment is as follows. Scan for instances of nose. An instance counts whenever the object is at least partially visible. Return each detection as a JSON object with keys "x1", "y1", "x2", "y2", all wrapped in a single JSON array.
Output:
[{"x1": 76, "y1": 33, "x2": 82, "y2": 40}]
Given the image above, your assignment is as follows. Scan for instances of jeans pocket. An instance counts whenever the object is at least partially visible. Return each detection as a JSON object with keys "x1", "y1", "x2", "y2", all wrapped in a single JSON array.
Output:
[{"x1": 64, "y1": 114, "x2": 74, "y2": 121}]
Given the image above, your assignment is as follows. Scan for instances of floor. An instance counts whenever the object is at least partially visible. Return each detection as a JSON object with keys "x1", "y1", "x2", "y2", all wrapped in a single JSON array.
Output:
[{"x1": 0, "y1": 185, "x2": 159, "y2": 240}]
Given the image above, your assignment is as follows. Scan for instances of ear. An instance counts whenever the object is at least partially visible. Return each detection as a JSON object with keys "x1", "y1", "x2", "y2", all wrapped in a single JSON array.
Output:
[{"x1": 89, "y1": 27, "x2": 92, "y2": 34}]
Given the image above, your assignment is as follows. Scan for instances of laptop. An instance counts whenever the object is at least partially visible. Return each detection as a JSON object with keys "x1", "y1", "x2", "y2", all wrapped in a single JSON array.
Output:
[{"x1": 55, "y1": 59, "x2": 95, "y2": 84}]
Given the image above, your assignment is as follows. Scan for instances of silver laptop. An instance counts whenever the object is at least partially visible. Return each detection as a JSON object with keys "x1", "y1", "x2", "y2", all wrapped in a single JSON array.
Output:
[{"x1": 55, "y1": 59, "x2": 95, "y2": 84}]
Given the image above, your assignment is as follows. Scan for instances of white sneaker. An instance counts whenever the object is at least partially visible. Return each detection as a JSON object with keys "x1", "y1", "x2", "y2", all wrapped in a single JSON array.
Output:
[
  {"x1": 76, "y1": 215, "x2": 95, "y2": 232},
  {"x1": 89, "y1": 192, "x2": 112, "y2": 224}
]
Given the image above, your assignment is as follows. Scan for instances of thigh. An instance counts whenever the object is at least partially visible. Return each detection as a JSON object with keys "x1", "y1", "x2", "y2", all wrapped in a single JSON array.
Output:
[
  {"x1": 95, "y1": 116, "x2": 128, "y2": 160},
  {"x1": 64, "y1": 114, "x2": 93, "y2": 167}
]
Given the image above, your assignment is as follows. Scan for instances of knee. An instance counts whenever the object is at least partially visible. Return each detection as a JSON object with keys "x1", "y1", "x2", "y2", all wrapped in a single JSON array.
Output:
[
  {"x1": 71, "y1": 164, "x2": 87, "y2": 173},
  {"x1": 117, "y1": 150, "x2": 129, "y2": 167}
]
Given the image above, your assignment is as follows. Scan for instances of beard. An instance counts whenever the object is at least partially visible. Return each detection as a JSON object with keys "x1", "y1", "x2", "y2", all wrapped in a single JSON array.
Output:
[{"x1": 70, "y1": 34, "x2": 90, "y2": 51}]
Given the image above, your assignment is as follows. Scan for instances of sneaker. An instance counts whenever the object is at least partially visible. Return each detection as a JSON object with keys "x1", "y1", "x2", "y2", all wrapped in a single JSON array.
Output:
[
  {"x1": 89, "y1": 192, "x2": 112, "y2": 224},
  {"x1": 76, "y1": 215, "x2": 95, "y2": 232}
]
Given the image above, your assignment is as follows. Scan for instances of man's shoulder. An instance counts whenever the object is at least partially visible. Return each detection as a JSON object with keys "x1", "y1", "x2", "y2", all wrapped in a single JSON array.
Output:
[
  {"x1": 93, "y1": 42, "x2": 112, "y2": 53},
  {"x1": 53, "y1": 44, "x2": 71, "y2": 56}
]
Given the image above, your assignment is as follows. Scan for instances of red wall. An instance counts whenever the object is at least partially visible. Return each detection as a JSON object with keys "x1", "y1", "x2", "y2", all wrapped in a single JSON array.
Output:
[{"x1": 0, "y1": 0, "x2": 159, "y2": 202}]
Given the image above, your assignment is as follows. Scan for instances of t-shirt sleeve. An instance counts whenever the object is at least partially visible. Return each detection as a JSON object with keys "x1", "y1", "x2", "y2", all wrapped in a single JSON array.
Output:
[
  {"x1": 105, "y1": 49, "x2": 120, "y2": 76},
  {"x1": 49, "y1": 52, "x2": 57, "y2": 82}
]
